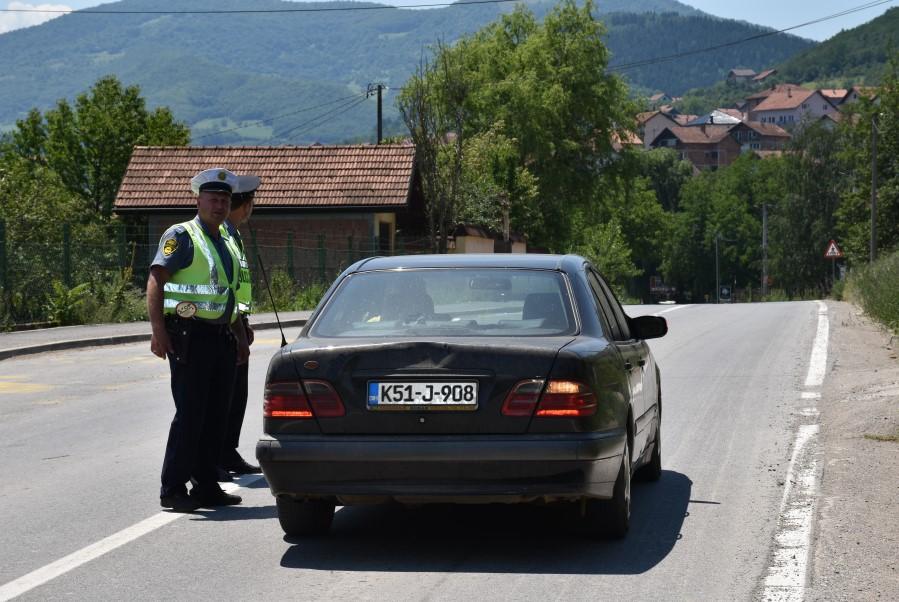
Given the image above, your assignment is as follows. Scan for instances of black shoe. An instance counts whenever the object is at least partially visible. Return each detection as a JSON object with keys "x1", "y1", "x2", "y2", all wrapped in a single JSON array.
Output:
[
  {"x1": 216, "y1": 467, "x2": 234, "y2": 482},
  {"x1": 161, "y1": 492, "x2": 201, "y2": 513},
  {"x1": 222, "y1": 455, "x2": 261, "y2": 475},
  {"x1": 192, "y1": 488, "x2": 242, "y2": 507}
]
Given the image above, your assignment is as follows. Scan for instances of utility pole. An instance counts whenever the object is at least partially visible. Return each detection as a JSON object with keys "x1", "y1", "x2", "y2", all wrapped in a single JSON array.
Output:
[
  {"x1": 871, "y1": 115, "x2": 878, "y2": 262},
  {"x1": 367, "y1": 83, "x2": 385, "y2": 144},
  {"x1": 715, "y1": 233, "x2": 720, "y2": 304},
  {"x1": 761, "y1": 203, "x2": 768, "y2": 297}
]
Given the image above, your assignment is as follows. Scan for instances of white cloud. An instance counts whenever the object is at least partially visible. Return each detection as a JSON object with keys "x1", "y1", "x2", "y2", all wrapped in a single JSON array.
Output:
[{"x1": 0, "y1": 2, "x2": 73, "y2": 35}]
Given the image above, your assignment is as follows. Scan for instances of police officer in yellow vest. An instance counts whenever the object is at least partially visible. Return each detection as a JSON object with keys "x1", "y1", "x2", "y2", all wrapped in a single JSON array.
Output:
[
  {"x1": 147, "y1": 168, "x2": 250, "y2": 512},
  {"x1": 218, "y1": 174, "x2": 262, "y2": 477}
]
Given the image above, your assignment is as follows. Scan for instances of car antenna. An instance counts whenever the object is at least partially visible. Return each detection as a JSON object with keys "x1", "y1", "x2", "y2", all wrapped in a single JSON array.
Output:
[{"x1": 247, "y1": 222, "x2": 288, "y2": 348}]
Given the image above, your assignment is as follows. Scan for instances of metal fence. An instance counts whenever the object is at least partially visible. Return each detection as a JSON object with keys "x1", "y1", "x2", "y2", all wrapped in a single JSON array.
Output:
[{"x1": 0, "y1": 220, "x2": 434, "y2": 326}]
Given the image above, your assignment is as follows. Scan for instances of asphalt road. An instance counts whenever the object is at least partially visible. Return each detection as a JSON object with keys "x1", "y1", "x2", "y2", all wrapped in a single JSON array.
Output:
[{"x1": 0, "y1": 302, "x2": 821, "y2": 601}]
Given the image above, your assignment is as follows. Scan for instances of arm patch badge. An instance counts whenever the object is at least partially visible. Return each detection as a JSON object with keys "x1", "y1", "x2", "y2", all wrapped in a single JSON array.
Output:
[{"x1": 162, "y1": 238, "x2": 178, "y2": 256}]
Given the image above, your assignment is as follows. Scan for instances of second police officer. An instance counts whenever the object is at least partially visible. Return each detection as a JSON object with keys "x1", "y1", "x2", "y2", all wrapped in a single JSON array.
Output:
[
  {"x1": 147, "y1": 168, "x2": 250, "y2": 512},
  {"x1": 218, "y1": 174, "x2": 263, "y2": 478}
]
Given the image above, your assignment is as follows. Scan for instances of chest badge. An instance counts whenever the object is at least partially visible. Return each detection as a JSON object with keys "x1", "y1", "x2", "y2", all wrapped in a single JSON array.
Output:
[{"x1": 175, "y1": 301, "x2": 197, "y2": 318}]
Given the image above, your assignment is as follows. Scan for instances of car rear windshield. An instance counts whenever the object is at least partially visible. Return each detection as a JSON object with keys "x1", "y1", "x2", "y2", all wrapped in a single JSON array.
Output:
[{"x1": 311, "y1": 268, "x2": 577, "y2": 337}]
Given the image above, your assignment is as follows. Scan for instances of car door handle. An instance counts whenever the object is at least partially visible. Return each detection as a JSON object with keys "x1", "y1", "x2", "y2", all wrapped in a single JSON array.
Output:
[
  {"x1": 624, "y1": 361, "x2": 633, "y2": 371},
  {"x1": 638, "y1": 359, "x2": 646, "y2": 367}
]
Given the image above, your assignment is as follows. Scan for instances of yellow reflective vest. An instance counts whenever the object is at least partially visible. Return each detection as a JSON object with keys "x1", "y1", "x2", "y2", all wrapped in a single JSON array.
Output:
[
  {"x1": 223, "y1": 223, "x2": 252, "y2": 315},
  {"x1": 163, "y1": 219, "x2": 239, "y2": 323}
]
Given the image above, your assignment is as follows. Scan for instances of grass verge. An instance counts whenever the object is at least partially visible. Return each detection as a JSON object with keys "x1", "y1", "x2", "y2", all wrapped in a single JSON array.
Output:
[{"x1": 845, "y1": 250, "x2": 899, "y2": 333}]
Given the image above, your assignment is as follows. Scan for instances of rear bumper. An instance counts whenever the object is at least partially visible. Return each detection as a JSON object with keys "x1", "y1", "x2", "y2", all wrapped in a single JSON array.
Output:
[{"x1": 256, "y1": 430, "x2": 626, "y2": 503}]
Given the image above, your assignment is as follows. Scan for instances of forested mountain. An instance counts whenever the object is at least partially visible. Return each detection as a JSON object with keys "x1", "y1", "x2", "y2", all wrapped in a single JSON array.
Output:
[
  {"x1": 776, "y1": 7, "x2": 899, "y2": 85},
  {"x1": 0, "y1": 0, "x2": 812, "y2": 144}
]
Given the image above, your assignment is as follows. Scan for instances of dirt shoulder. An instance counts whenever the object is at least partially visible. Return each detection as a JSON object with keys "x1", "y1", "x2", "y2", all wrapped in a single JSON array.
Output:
[{"x1": 809, "y1": 301, "x2": 899, "y2": 600}]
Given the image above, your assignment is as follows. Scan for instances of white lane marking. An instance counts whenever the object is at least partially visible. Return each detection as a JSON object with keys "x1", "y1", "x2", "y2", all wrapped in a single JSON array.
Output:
[
  {"x1": 652, "y1": 304, "x2": 692, "y2": 316},
  {"x1": 0, "y1": 475, "x2": 264, "y2": 601},
  {"x1": 762, "y1": 425, "x2": 821, "y2": 601},
  {"x1": 803, "y1": 301, "x2": 829, "y2": 388},
  {"x1": 762, "y1": 300, "x2": 828, "y2": 601}
]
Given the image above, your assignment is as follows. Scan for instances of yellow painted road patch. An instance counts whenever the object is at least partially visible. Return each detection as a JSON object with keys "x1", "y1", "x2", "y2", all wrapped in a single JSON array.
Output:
[{"x1": 0, "y1": 381, "x2": 53, "y2": 394}]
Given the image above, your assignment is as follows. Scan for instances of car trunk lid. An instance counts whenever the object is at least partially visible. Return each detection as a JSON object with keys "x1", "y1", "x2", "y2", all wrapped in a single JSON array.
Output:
[{"x1": 286, "y1": 337, "x2": 574, "y2": 434}]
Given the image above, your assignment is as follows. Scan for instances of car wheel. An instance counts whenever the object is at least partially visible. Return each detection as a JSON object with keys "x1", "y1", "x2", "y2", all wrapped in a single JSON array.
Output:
[
  {"x1": 582, "y1": 438, "x2": 631, "y2": 539},
  {"x1": 276, "y1": 497, "x2": 335, "y2": 536},
  {"x1": 637, "y1": 427, "x2": 662, "y2": 482}
]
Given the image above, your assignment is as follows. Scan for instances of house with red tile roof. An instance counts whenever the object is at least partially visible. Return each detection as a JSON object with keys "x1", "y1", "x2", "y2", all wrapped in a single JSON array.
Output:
[
  {"x1": 637, "y1": 110, "x2": 698, "y2": 150},
  {"x1": 842, "y1": 85, "x2": 879, "y2": 105},
  {"x1": 729, "y1": 121, "x2": 791, "y2": 151},
  {"x1": 114, "y1": 144, "x2": 424, "y2": 280},
  {"x1": 647, "y1": 124, "x2": 741, "y2": 171},
  {"x1": 748, "y1": 86, "x2": 838, "y2": 129}
]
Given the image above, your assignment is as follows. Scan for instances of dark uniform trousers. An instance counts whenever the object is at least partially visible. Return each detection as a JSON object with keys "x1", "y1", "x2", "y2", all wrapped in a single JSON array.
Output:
[
  {"x1": 161, "y1": 317, "x2": 236, "y2": 498},
  {"x1": 223, "y1": 356, "x2": 249, "y2": 462}
]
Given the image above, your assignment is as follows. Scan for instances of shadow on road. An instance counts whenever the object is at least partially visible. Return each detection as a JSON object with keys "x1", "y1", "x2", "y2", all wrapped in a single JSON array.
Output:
[{"x1": 279, "y1": 470, "x2": 691, "y2": 575}]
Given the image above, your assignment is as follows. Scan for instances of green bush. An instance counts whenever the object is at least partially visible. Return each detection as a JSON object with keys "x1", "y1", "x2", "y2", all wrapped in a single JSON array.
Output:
[
  {"x1": 847, "y1": 251, "x2": 899, "y2": 332},
  {"x1": 253, "y1": 269, "x2": 329, "y2": 312}
]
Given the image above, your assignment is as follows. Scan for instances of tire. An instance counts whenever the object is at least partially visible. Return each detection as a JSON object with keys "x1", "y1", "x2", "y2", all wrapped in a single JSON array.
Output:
[
  {"x1": 276, "y1": 497, "x2": 335, "y2": 536},
  {"x1": 582, "y1": 438, "x2": 631, "y2": 539},
  {"x1": 637, "y1": 427, "x2": 662, "y2": 482}
]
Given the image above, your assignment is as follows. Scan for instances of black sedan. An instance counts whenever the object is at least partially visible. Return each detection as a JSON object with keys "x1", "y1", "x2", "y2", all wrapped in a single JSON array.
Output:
[{"x1": 257, "y1": 254, "x2": 667, "y2": 538}]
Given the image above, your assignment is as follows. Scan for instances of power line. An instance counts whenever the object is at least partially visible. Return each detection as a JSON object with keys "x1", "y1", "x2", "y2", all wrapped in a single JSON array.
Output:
[
  {"x1": 276, "y1": 96, "x2": 370, "y2": 142},
  {"x1": 1, "y1": 0, "x2": 522, "y2": 15},
  {"x1": 608, "y1": 0, "x2": 897, "y2": 72},
  {"x1": 193, "y1": 93, "x2": 366, "y2": 141}
]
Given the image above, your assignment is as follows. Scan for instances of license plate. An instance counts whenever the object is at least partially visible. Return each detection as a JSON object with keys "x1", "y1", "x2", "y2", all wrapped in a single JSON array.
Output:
[{"x1": 368, "y1": 381, "x2": 478, "y2": 409}]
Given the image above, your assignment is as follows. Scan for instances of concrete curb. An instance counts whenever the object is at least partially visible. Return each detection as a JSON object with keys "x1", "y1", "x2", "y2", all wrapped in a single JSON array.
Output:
[{"x1": 0, "y1": 318, "x2": 307, "y2": 361}]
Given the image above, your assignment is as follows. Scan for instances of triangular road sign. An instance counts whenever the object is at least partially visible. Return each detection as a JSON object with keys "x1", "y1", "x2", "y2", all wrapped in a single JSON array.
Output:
[{"x1": 824, "y1": 239, "x2": 843, "y2": 258}]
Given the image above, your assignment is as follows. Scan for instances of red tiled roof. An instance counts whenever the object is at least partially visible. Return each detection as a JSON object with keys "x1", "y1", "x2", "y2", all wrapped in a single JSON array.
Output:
[
  {"x1": 752, "y1": 87, "x2": 816, "y2": 112},
  {"x1": 745, "y1": 83, "x2": 804, "y2": 101},
  {"x1": 658, "y1": 124, "x2": 735, "y2": 145},
  {"x1": 741, "y1": 121, "x2": 791, "y2": 137},
  {"x1": 820, "y1": 88, "x2": 849, "y2": 101},
  {"x1": 753, "y1": 69, "x2": 777, "y2": 81},
  {"x1": 115, "y1": 144, "x2": 416, "y2": 211}
]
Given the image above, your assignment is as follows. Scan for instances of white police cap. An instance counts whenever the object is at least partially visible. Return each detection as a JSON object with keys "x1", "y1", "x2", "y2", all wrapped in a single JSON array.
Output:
[
  {"x1": 234, "y1": 175, "x2": 261, "y2": 195},
  {"x1": 190, "y1": 168, "x2": 238, "y2": 195}
]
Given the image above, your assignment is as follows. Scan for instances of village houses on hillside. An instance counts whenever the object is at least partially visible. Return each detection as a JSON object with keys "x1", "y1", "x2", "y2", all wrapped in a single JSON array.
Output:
[{"x1": 637, "y1": 77, "x2": 876, "y2": 173}]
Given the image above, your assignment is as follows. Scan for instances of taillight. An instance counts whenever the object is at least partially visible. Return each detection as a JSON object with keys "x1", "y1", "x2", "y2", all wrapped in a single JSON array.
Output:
[
  {"x1": 535, "y1": 380, "x2": 596, "y2": 417},
  {"x1": 303, "y1": 380, "x2": 345, "y2": 417},
  {"x1": 264, "y1": 381, "x2": 312, "y2": 418},
  {"x1": 263, "y1": 380, "x2": 346, "y2": 419},
  {"x1": 501, "y1": 379, "x2": 545, "y2": 417}
]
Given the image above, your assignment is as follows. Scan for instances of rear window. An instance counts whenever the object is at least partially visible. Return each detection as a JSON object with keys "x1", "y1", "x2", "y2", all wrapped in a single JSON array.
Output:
[{"x1": 311, "y1": 268, "x2": 576, "y2": 337}]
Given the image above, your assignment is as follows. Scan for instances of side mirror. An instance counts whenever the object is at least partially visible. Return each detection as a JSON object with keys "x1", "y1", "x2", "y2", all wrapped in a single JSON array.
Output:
[{"x1": 629, "y1": 315, "x2": 667, "y2": 340}]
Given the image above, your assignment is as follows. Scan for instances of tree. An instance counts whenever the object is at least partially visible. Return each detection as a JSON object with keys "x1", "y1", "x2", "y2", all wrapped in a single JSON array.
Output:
[
  {"x1": 398, "y1": 0, "x2": 635, "y2": 251},
  {"x1": 456, "y1": 123, "x2": 541, "y2": 238},
  {"x1": 836, "y1": 55, "x2": 899, "y2": 264},
  {"x1": 768, "y1": 122, "x2": 843, "y2": 295},
  {"x1": 398, "y1": 44, "x2": 468, "y2": 253},
  {"x1": 10, "y1": 76, "x2": 190, "y2": 220}
]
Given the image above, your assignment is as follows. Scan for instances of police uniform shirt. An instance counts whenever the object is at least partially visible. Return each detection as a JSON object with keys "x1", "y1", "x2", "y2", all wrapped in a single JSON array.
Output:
[
  {"x1": 152, "y1": 216, "x2": 236, "y2": 324},
  {"x1": 224, "y1": 220, "x2": 244, "y2": 254}
]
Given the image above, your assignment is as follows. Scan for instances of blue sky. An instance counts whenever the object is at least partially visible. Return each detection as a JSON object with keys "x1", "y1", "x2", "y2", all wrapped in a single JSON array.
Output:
[{"x1": 1, "y1": 0, "x2": 896, "y2": 39}]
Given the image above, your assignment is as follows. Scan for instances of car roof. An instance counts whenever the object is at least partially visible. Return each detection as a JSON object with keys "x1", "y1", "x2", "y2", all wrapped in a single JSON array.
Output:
[{"x1": 353, "y1": 254, "x2": 586, "y2": 272}]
